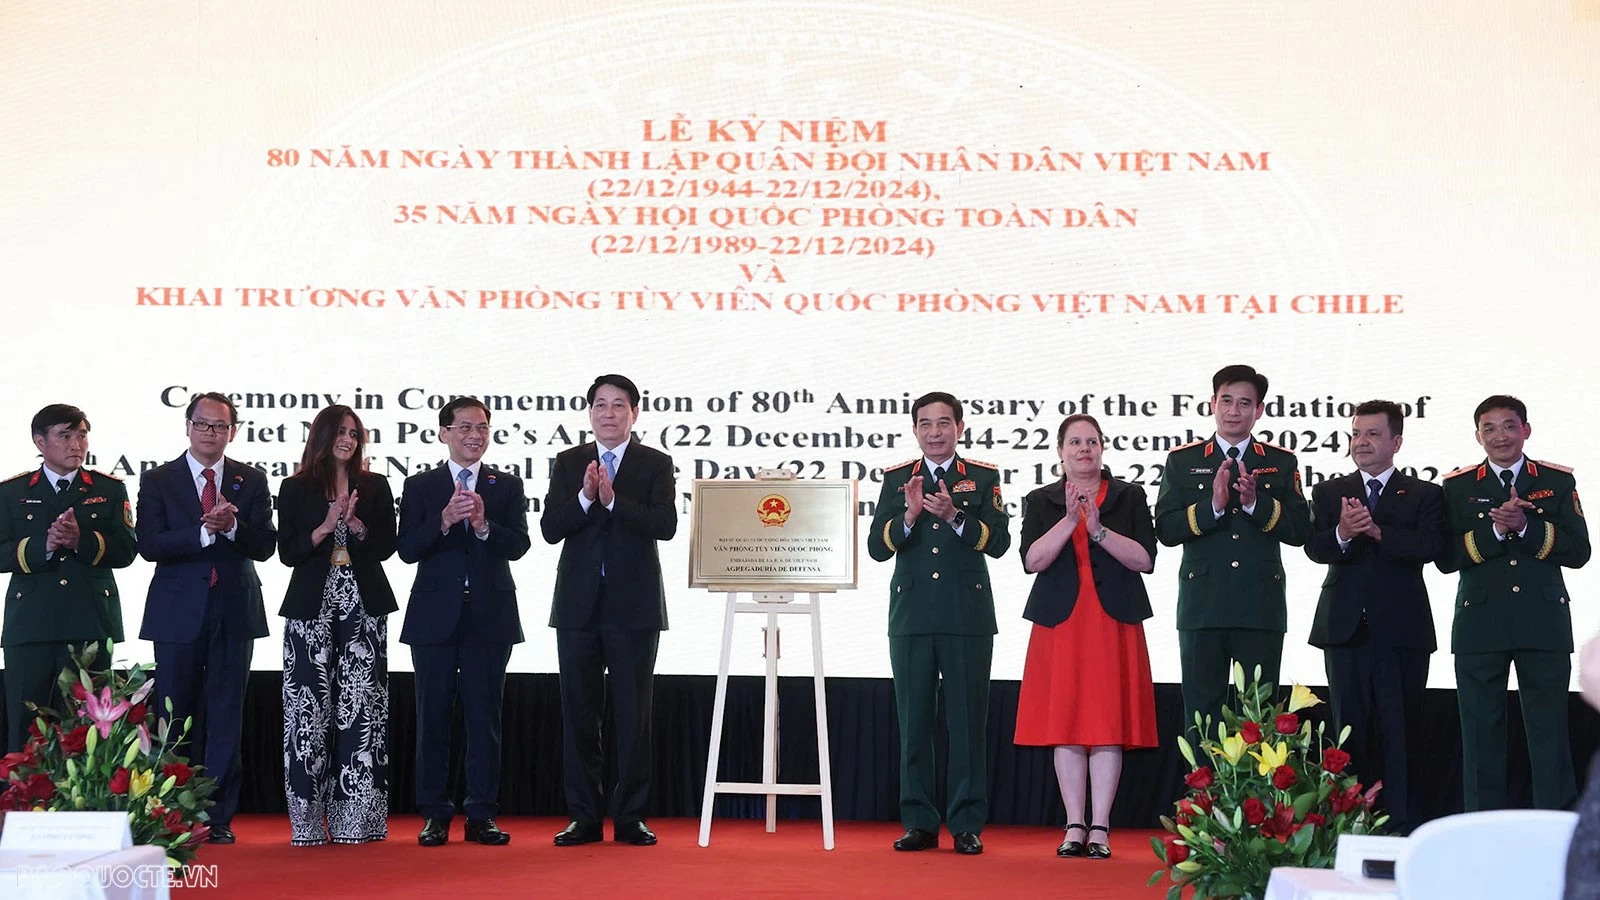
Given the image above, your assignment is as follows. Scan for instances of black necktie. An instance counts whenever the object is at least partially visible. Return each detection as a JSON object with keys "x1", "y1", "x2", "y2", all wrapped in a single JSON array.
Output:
[
  {"x1": 929, "y1": 465, "x2": 944, "y2": 492},
  {"x1": 1500, "y1": 469, "x2": 1515, "y2": 493},
  {"x1": 1366, "y1": 478, "x2": 1382, "y2": 513},
  {"x1": 56, "y1": 478, "x2": 70, "y2": 494},
  {"x1": 1226, "y1": 447, "x2": 1242, "y2": 504}
]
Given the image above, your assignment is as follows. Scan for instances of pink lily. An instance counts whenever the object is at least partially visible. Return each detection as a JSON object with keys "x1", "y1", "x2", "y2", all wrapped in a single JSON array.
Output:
[{"x1": 84, "y1": 687, "x2": 130, "y2": 739}]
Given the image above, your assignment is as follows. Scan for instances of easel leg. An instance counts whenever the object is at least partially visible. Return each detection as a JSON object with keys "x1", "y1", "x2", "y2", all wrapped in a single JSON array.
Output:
[
  {"x1": 698, "y1": 592, "x2": 739, "y2": 847},
  {"x1": 764, "y1": 609, "x2": 780, "y2": 833},
  {"x1": 812, "y1": 593, "x2": 835, "y2": 850}
]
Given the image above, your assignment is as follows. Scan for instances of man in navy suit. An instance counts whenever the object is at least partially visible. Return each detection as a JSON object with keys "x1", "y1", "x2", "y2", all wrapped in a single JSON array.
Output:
[
  {"x1": 540, "y1": 374, "x2": 677, "y2": 847},
  {"x1": 1305, "y1": 399, "x2": 1444, "y2": 834},
  {"x1": 397, "y1": 397, "x2": 530, "y2": 847},
  {"x1": 137, "y1": 391, "x2": 277, "y2": 844}
]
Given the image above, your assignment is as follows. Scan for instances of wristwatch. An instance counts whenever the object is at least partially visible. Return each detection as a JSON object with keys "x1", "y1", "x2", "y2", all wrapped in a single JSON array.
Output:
[
  {"x1": 1090, "y1": 526, "x2": 1107, "y2": 543},
  {"x1": 951, "y1": 511, "x2": 966, "y2": 530}
]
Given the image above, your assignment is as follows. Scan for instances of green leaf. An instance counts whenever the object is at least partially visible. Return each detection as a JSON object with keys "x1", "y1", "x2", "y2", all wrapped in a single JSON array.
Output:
[
  {"x1": 1289, "y1": 822, "x2": 1316, "y2": 854},
  {"x1": 1148, "y1": 869, "x2": 1166, "y2": 887},
  {"x1": 1292, "y1": 791, "x2": 1317, "y2": 818}
]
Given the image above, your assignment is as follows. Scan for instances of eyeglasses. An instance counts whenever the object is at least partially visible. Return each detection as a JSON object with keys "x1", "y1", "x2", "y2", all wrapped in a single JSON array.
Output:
[
  {"x1": 188, "y1": 420, "x2": 235, "y2": 435},
  {"x1": 445, "y1": 424, "x2": 491, "y2": 436}
]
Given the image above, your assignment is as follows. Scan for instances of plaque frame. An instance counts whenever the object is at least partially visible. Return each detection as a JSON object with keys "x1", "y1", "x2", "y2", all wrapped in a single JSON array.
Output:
[{"x1": 688, "y1": 476, "x2": 859, "y2": 592}]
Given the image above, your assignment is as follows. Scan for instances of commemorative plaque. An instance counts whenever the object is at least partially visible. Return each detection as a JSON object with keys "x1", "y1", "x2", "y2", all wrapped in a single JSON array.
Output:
[{"x1": 688, "y1": 474, "x2": 858, "y2": 592}]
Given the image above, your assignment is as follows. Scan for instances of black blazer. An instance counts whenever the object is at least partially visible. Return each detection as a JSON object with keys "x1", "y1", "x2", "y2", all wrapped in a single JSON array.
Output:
[
  {"x1": 276, "y1": 471, "x2": 398, "y2": 619},
  {"x1": 1019, "y1": 474, "x2": 1156, "y2": 627},
  {"x1": 395, "y1": 463, "x2": 531, "y2": 645},
  {"x1": 136, "y1": 454, "x2": 276, "y2": 643},
  {"x1": 540, "y1": 441, "x2": 677, "y2": 631},
  {"x1": 1304, "y1": 470, "x2": 1444, "y2": 650}
]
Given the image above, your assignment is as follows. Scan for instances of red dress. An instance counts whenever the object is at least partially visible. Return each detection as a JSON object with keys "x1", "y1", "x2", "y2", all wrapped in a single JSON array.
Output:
[{"x1": 1014, "y1": 482, "x2": 1158, "y2": 748}]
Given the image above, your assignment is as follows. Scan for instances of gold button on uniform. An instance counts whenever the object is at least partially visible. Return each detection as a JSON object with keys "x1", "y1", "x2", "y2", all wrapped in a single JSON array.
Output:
[
  {"x1": 931, "y1": 572, "x2": 940, "y2": 580},
  {"x1": 931, "y1": 547, "x2": 939, "y2": 555},
  {"x1": 25, "y1": 514, "x2": 32, "y2": 521},
  {"x1": 59, "y1": 579, "x2": 68, "y2": 586},
  {"x1": 932, "y1": 523, "x2": 941, "y2": 530},
  {"x1": 1232, "y1": 533, "x2": 1240, "y2": 540},
  {"x1": 1512, "y1": 586, "x2": 1521, "y2": 593},
  {"x1": 1509, "y1": 559, "x2": 1518, "y2": 567},
  {"x1": 1230, "y1": 560, "x2": 1240, "y2": 568},
  {"x1": 975, "y1": 583, "x2": 983, "y2": 590},
  {"x1": 1187, "y1": 572, "x2": 1195, "y2": 580}
]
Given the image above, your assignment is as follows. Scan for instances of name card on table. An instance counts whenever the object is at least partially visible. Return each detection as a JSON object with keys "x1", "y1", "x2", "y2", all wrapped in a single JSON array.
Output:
[
  {"x1": 0, "y1": 811, "x2": 132, "y2": 851},
  {"x1": 1334, "y1": 834, "x2": 1411, "y2": 881}
]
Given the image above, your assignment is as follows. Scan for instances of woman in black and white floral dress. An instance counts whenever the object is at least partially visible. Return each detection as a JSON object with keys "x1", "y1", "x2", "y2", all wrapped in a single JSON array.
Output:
[{"x1": 276, "y1": 405, "x2": 396, "y2": 845}]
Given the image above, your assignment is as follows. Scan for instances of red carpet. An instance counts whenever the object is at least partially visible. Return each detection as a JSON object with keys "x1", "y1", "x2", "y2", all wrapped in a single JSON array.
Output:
[{"x1": 175, "y1": 816, "x2": 1171, "y2": 898}]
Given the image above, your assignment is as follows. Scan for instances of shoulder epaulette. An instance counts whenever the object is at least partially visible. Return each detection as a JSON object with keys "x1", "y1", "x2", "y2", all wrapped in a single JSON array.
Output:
[
  {"x1": 86, "y1": 468, "x2": 122, "y2": 481},
  {"x1": 883, "y1": 458, "x2": 918, "y2": 472},
  {"x1": 1256, "y1": 441, "x2": 1292, "y2": 454},
  {"x1": 1539, "y1": 460, "x2": 1575, "y2": 474},
  {"x1": 963, "y1": 457, "x2": 999, "y2": 470},
  {"x1": 1442, "y1": 464, "x2": 1477, "y2": 480},
  {"x1": 1, "y1": 470, "x2": 30, "y2": 484},
  {"x1": 1170, "y1": 439, "x2": 1205, "y2": 452}
]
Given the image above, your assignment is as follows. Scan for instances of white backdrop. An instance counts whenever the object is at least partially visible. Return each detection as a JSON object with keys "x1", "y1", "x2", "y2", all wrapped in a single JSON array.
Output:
[{"x1": 2, "y1": 0, "x2": 1597, "y2": 686}]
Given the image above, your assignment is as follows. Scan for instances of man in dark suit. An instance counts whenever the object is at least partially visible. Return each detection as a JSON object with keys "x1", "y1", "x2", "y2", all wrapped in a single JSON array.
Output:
[
  {"x1": 867, "y1": 392, "x2": 1011, "y2": 856},
  {"x1": 540, "y1": 374, "x2": 677, "y2": 847},
  {"x1": 1, "y1": 404, "x2": 136, "y2": 752},
  {"x1": 398, "y1": 397, "x2": 530, "y2": 847},
  {"x1": 1304, "y1": 399, "x2": 1444, "y2": 833},
  {"x1": 1439, "y1": 394, "x2": 1589, "y2": 811},
  {"x1": 1155, "y1": 364, "x2": 1313, "y2": 733},
  {"x1": 137, "y1": 392, "x2": 277, "y2": 843}
]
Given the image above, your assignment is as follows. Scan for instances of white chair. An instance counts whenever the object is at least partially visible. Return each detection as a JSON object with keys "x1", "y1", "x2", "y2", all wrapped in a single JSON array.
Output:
[{"x1": 1395, "y1": 809, "x2": 1577, "y2": 900}]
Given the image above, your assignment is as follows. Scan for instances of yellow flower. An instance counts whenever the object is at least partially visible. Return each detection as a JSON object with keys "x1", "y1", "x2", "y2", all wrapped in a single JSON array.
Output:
[
  {"x1": 129, "y1": 769, "x2": 155, "y2": 799},
  {"x1": 1217, "y1": 732, "x2": 1248, "y2": 765},
  {"x1": 1249, "y1": 741, "x2": 1288, "y2": 776},
  {"x1": 1287, "y1": 683, "x2": 1325, "y2": 713}
]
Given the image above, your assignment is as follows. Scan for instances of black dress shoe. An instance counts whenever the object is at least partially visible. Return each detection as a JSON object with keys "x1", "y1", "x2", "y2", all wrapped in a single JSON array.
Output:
[
  {"x1": 418, "y1": 819, "x2": 450, "y2": 847},
  {"x1": 1086, "y1": 825, "x2": 1111, "y2": 859},
  {"x1": 553, "y1": 821, "x2": 604, "y2": 846},
  {"x1": 465, "y1": 818, "x2": 511, "y2": 845},
  {"x1": 1057, "y1": 823, "x2": 1087, "y2": 858},
  {"x1": 953, "y1": 832, "x2": 984, "y2": 855},
  {"x1": 614, "y1": 821, "x2": 657, "y2": 845},
  {"x1": 207, "y1": 825, "x2": 236, "y2": 845},
  {"x1": 893, "y1": 827, "x2": 938, "y2": 851}
]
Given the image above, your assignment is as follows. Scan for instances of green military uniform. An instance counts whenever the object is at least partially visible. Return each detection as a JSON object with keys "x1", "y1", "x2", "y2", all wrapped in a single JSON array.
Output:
[
  {"x1": 1154, "y1": 438, "x2": 1312, "y2": 733},
  {"x1": 1439, "y1": 457, "x2": 1589, "y2": 810},
  {"x1": 0, "y1": 467, "x2": 135, "y2": 750},
  {"x1": 867, "y1": 455, "x2": 1010, "y2": 837}
]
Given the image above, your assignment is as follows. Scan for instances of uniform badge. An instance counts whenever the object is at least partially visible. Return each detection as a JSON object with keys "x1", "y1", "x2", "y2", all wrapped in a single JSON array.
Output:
[
  {"x1": 1576, "y1": 491, "x2": 1585, "y2": 518},
  {"x1": 953, "y1": 479, "x2": 976, "y2": 493},
  {"x1": 1292, "y1": 471, "x2": 1303, "y2": 497},
  {"x1": 123, "y1": 501, "x2": 134, "y2": 528},
  {"x1": 756, "y1": 494, "x2": 792, "y2": 527},
  {"x1": 991, "y1": 485, "x2": 1004, "y2": 512},
  {"x1": 1254, "y1": 466, "x2": 1279, "y2": 475},
  {"x1": 1528, "y1": 489, "x2": 1555, "y2": 500},
  {"x1": 82, "y1": 496, "x2": 107, "y2": 505}
]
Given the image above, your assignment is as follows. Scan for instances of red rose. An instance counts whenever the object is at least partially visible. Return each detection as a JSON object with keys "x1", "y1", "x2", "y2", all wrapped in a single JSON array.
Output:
[
  {"x1": 127, "y1": 703, "x2": 148, "y2": 725},
  {"x1": 1175, "y1": 798, "x2": 1197, "y2": 826},
  {"x1": 0, "y1": 783, "x2": 31, "y2": 812},
  {"x1": 1275, "y1": 713, "x2": 1299, "y2": 735},
  {"x1": 1273, "y1": 765, "x2": 1299, "y2": 790},
  {"x1": 1322, "y1": 747, "x2": 1351, "y2": 775},
  {"x1": 109, "y1": 767, "x2": 131, "y2": 795},
  {"x1": 59, "y1": 726, "x2": 89, "y2": 757},
  {"x1": 1304, "y1": 813, "x2": 1327, "y2": 827},
  {"x1": 0, "y1": 750, "x2": 33, "y2": 780},
  {"x1": 1192, "y1": 792, "x2": 1214, "y2": 814},
  {"x1": 25, "y1": 773, "x2": 55, "y2": 803},
  {"x1": 162, "y1": 762, "x2": 193, "y2": 787},
  {"x1": 1240, "y1": 721, "x2": 1263, "y2": 744},
  {"x1": 162, "y1": 809, "x2": 187, "y2": 833},
  {"x1": 71, "y1": 682, "x2": 90, "y2": 702},
  {"x1": 1185, "y1": 767, "x2": 1214, "y2": 790},
  {"x1": 1243, "y1": 797, "x2": 1268, "y2": 825},
  {"x1": 1162, "y1": 833, "x2": 1190, "y2": 864}
]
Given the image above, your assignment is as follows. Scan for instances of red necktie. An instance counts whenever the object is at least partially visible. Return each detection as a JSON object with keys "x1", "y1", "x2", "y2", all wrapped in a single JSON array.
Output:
[{"x1": 201, "y1": 469, "x2": 219, "y2": 587}]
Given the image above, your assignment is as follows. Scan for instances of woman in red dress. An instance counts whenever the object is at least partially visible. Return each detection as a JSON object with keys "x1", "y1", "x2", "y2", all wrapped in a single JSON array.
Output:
[{"x1": 1014, "y1": 414, "x2": 1158, "y2": 859}]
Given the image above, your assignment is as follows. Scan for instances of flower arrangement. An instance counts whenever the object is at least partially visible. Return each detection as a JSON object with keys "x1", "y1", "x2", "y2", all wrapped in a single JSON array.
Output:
[
  {"x1": 1149, "y1": 663, "x2": 1387, "y2": 900},
  {"x1": 0, "y1": 641, "x2": 217, "y2": 867}
]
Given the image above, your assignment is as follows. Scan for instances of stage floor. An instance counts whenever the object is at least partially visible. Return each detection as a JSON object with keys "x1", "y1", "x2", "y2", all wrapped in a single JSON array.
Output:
[{"x1": 176, "y1": 815, "x2": 1171, "y2": 898}]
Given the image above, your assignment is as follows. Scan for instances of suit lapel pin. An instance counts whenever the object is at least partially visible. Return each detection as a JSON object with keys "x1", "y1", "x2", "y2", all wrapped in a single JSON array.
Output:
[{"x1": 487, "y1": 474, "x2": 496, "y2": 485}]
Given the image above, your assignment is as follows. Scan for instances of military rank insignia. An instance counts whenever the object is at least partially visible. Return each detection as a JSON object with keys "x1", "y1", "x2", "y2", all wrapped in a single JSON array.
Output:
[
  {"x1": 991, "y1": 485, "x2": 1003, "y2": 512},
  {"x1": 124, "y1": 501, "x2": 134, "y2": 528}
]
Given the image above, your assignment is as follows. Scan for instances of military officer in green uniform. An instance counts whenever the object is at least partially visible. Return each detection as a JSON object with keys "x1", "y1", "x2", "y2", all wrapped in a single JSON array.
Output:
[
  {"x1": 1155, "y1": 365, "x2": 1312, "y2": 734},
  {"x1": 1438, "y1": 394, "x2": 1588, "y2": 811},
  {"x1": 868, "y1": 391, "x2": 1010, "y2": 856},
  {"x1": 0, "y1": 404, "x2": 136, "y2": 751}
]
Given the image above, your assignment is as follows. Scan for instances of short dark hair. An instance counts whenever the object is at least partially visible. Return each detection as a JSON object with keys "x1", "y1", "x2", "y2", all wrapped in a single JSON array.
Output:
[
  {"x1": 1056, "y1": 414, "x2": 1103, "y2": 446},
  {"x1": 588, "y1": 374, "x2": 640, "y2": 407},
  {"x1": 438, "y1": 396, "x2": 491, "y2": 427},
  {"x1": 1353, "y1": 400, "x2": 1405, "y2": 436},
  {"x1": 911, "y1": 391, "x2": 963, "y2": 425},
  {"x1": 185, "y1": 391, "x2": 238, "y2": 425},
  {"x1": 31, "y1": 404, "x2": 89, "y2": 438},
  {"x1": 1212, "y1": 364, "x2": 1268, "y2": 402},
  {"x1": 1473, "y1": 394, "x2": 1527, "y2": 426}
]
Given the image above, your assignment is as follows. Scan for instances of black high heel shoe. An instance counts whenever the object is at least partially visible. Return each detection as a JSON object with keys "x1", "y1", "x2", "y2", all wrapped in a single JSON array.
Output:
[
  {"x1": 1087, "y1": 825, "x2": 1111, "y2": 859},
  {"x1": 1057, "y1": 823, "x2": 1087, "y2": 857}
]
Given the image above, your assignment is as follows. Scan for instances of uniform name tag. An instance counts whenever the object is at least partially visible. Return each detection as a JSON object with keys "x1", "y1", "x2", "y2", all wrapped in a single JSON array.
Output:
[{"x1": 1189, "y1": 467, "x2": 1214, "y2": 475}]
